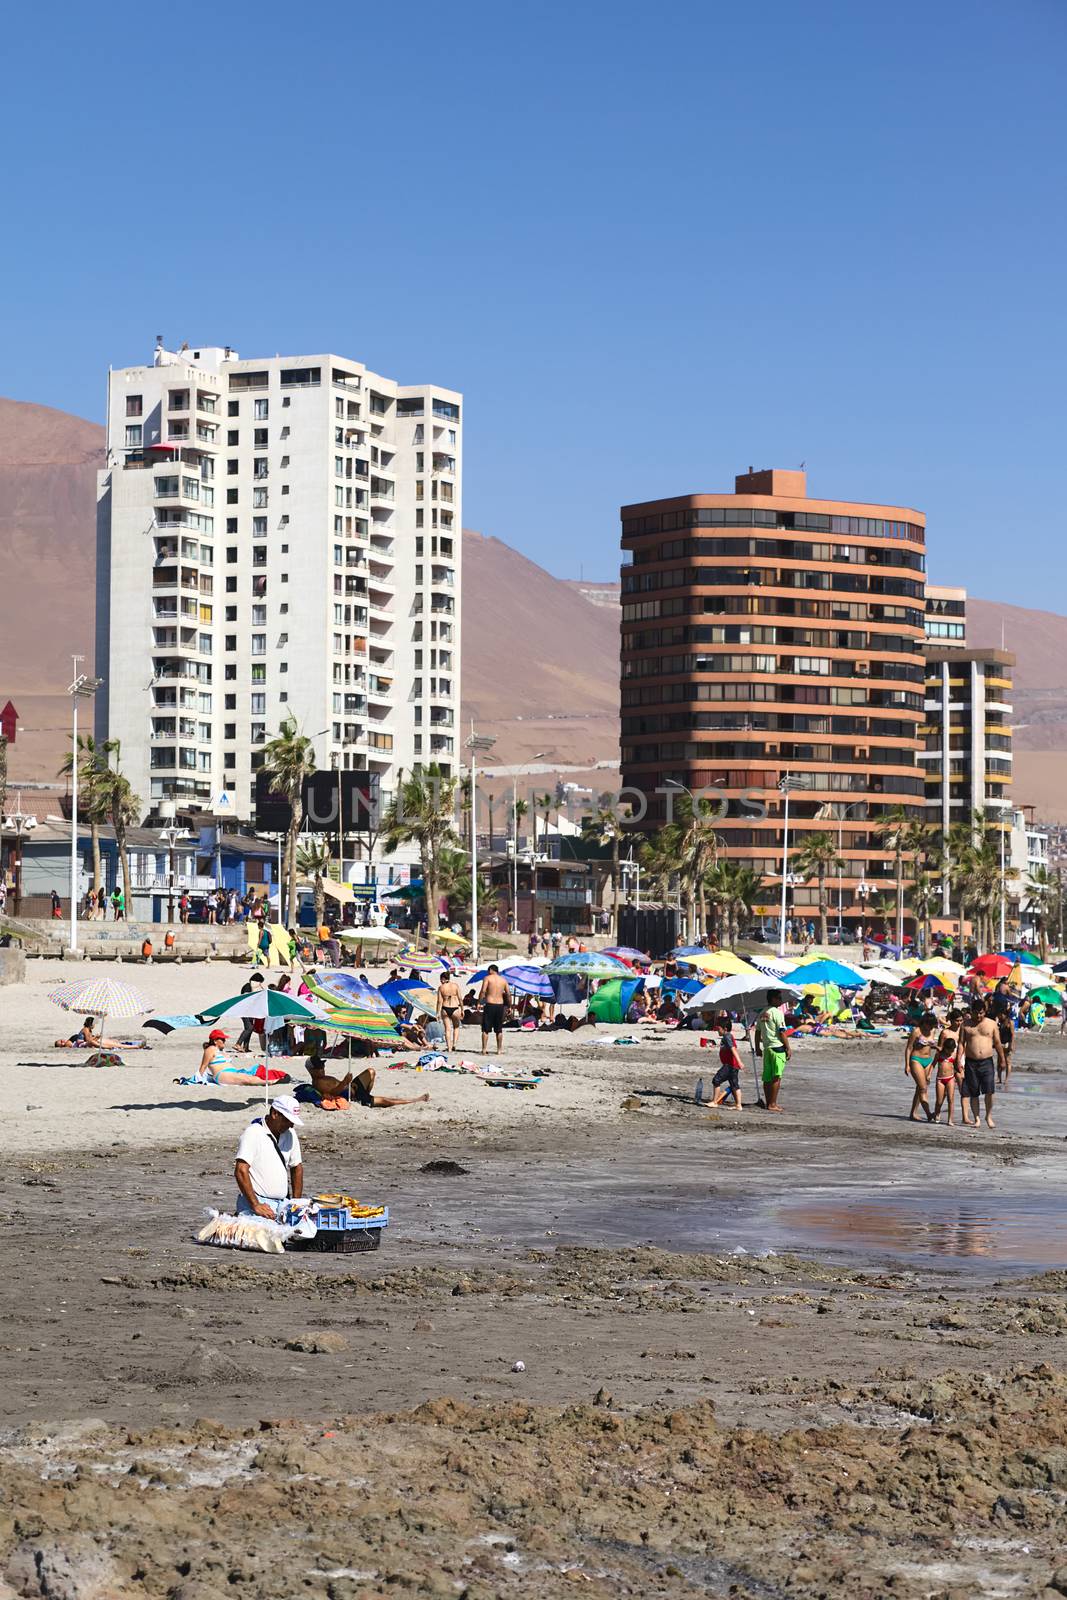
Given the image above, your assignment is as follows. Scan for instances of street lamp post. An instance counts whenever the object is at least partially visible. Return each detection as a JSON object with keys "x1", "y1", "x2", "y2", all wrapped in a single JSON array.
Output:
[
  {"x1": 3, "y1": 794, "x2": 37, "y2": 918},
  {"x1": 777, "y1": 775, "x2": 806, "y2": 959},
  {"x1": 465, "y1": 726, "x2": 496, "y2": 966},
  {"x1": 66, "y1": 657, "x2": 102, "y2": 954},
  {"x1": 158, "y1": 808, "x2": 183, "y2": 925}
]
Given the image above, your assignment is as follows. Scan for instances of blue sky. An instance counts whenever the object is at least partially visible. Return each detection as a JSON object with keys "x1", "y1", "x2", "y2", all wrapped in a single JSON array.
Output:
[{"x1": 2, "y1": 0, "x2": 1065, "y2": 605}]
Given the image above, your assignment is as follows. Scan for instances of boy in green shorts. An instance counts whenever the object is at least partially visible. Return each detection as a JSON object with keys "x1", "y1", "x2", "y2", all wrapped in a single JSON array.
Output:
[{"x1": 756, "y1": 990, "x2": 791, "y2": 1112}]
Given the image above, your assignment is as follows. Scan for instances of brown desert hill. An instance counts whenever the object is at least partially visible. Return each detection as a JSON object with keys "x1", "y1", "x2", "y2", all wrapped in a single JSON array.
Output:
[
  {"x1": 0, "y1": 399, "x2": 103, "y2": 782},
  {"x1": 460, "y1": 529, "x2": 620, "y2": 770},
  {"x1": 968, "y1": 597, "x2": 1067, "y2": 822},
  {"x1": 0, "y1": 397, "x2": 102, "y2": 693}
]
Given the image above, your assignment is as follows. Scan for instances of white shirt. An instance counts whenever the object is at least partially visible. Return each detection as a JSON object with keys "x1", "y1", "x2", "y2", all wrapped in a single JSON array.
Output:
[{"x1": 235, "y1": 1118, "x2": 302, "y2": 1203}]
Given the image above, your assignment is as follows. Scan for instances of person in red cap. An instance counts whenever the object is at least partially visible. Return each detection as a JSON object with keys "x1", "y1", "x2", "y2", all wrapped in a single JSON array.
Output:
[{"x1": 192, "y1": 1029, "x2": 289, "y2": 1086}]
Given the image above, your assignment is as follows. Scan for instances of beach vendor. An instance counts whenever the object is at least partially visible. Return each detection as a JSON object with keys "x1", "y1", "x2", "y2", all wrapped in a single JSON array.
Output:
[{"x1": 234, "y1": 1096, "x2": 305, "y2": 1219}]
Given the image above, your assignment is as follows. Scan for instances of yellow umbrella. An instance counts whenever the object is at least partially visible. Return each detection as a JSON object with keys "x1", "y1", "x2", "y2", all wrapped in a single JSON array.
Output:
[
  {"x1": 679, "y1": 950, "x2": 759, "y2": 977},
  {"x1": 919, "y1": 957, "x2": 966, "y2": 978},
  {"x1": 434, "y1": 929, "x2": 471, "y2": 947}
]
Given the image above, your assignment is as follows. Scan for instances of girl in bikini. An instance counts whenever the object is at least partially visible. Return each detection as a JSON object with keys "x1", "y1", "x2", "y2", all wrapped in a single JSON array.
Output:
[
  {"x1": 932, "y1": 1008, "x2": 962, "y2": 1126},
  {"x1": 904, "y1": 1012, "x2": 938, "y2": 1122}
]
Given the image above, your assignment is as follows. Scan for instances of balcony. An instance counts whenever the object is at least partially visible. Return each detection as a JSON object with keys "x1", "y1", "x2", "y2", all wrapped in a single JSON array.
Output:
[{"x1": 367, "y1": 676, "x2": 393, "y2": 702}]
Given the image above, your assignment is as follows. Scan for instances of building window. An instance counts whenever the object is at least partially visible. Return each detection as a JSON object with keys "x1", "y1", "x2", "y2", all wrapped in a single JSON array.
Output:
[
  {"x1": 125, "y1": 424, "x2": 142, "y2": 446},
  {"x1": 126, "y1": 395, "x2": 143, "y2": 417},
  {"x1": 254, "y1": 398, "x2": 269, "y2": 420}
]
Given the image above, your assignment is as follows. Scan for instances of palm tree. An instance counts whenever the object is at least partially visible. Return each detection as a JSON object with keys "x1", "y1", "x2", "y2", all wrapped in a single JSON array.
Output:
[
  {"x1": 512, "y1": 795, "x2": 528, "y2": 850},
  {"x1": 296, "y1": 839, "x2": 333, "y2": 931},
  {"x1": 58, "y1": 733, "x2": 109, "y2": 899},
  {"x1": 438, "y1": 843, "x2": 497, "y2": 930},
  {"x1": 380, "y1": 765, "x2": 458, "y2": 951},
  {"x1": 671, "y1": 794, "x2": 721, "y2": 941},
  {"x1": 1026, "y1": 864, "x2": 1054, "y2": 961},
  {"x1": 535, "y1": 792, "x2": 554, "y2": 855},
  {"x1": 793, "y1": 832, "x2": 842, "y2": 948},
  {"x1": 875, "y1": 804, "x2": 914, "y2": 944},
  {"x1": 97, "y1": 740, "x2": 140, "y2": 915},
  {"x1": 706, "y1": 860, "x2": 766, "y2": 948},
  {"x1": 584, "y1": 805, "x2": 627, "y2": 940},
  {"x1": 262, "y1": 716, "x2": 316, "y2": 925}
]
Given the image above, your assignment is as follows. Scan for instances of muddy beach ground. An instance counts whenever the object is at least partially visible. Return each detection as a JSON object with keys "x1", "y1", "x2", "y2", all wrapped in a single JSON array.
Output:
[{"x1": 2, "y1": 960, "x2": 1067, "y2": 1598}]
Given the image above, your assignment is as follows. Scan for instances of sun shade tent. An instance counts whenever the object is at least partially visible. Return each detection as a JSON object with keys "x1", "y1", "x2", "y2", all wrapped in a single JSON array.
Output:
[{"x1": 587, "y1": 977, "x2": 643, "y2": 1023}]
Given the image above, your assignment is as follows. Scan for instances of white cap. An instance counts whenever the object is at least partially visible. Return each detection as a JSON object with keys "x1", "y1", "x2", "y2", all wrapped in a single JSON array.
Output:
[{"x1": 270, "y1": 1095, "x2": 303, "y2": 1127}]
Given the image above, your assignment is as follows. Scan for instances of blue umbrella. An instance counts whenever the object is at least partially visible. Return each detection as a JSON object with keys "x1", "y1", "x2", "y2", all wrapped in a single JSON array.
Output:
[
  {"x1": 468, "y1": 963, "x2": 554, "y2": 998},
  {"x1": 660, "y1": 976, "x2": 703, "y2": 996},
  {"x1": 782, "y1": 958, "x2": 868, "y2": 989},
  {"x1": 377, "y1": 979, "x2": 438, "y2": 1016}
]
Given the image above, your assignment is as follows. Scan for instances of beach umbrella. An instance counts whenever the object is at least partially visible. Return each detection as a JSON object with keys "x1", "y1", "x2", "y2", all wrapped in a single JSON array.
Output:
[
  {"x1": 683, "y1": 972, "x2": 803, "y2": 1105},
  {"x1": 304, "y1": 971, "x2": 396, "y2": 1016},
  {"x1": 917, "y1": 957, "x2": 966, "y2": 979},
  {"x1": 782, "y1": 957, "x2": 867, "y2": 989},
  {"x1": 1052, "y1": 959, "x2": 1067, "y2": 975},
  {"x1": 473, "y1": 963, "x2": 555, "y2": 998},
  {"x1": 338, "y1": 925, "x2": 405, "y2": 945},
  {"x1": 199, "y1": 988, "x2": 325, "y2": 1022},
  {"x1": 677, "y1": 950, "x2": 758, "y2": 977},
  {"x1": 801, "y1": 980, "x2": 846, "y2": 1017},
  {"x1": 999, "y1": 949, "x2": 1043, "y2": 965},
  {"x1": 1028, "y1": 986, "x2": 1062, "y2": 1007},
  {"x1": 400, "y1": 951, "x2": 451, "y2": 974},
  {"x1": 545, "y1": 951, "x2": 631, "y2": 979},
  {"x1": 433, "y1": 929, "x2": 471, "y2": 948},
  {"x1": 49, "y1": 976, "x2": 154, "y2": 1040},
  {"x1": 377, "y1": 979, "x2": 439, "y2": 1016},
  {"x1": 969, "y1": 954, "x2": 1015, "y2": 980},
  {"x1": 660, "y1": 975, "x2": 703, "y2": 996},
  {"x1": 602, "y1": 946, "x2": 651, "y2": 967},
  {"x1": 859, "y1": 963, "x2": 910, "y2": 987},
  {"x1": 904, "y1": 974, "x2": 953, "y2": 994}
]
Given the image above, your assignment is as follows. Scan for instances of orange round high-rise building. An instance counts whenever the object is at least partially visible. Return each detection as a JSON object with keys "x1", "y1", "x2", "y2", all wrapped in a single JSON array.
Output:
[{"x1": 619, "y1": 468, "x2": 927, "y2": 937}]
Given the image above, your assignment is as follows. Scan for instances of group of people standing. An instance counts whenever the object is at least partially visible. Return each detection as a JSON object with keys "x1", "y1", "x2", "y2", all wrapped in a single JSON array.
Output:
[{"x1": 904, "y1": 980, "x2": 1016, "y2": 1129}]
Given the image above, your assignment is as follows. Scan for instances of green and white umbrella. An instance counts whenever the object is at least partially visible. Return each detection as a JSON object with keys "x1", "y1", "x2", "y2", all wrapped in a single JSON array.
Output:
[{"x1": 199, "y1": 989, "x2": 326, "y2": 1022}]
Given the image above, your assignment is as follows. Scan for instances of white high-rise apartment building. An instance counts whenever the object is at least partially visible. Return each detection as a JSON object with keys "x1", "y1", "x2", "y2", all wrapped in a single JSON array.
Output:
[{"x1": 95, "y1": 342, "x2": 461, "y2": 826}]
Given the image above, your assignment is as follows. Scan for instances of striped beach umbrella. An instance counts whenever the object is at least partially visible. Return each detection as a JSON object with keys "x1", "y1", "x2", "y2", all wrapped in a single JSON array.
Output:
[
  {"x1": 200, "y1": 988, "x2": 324, "y2": 1022},
  {"x1": 49, "y1": 976, "x2": 154, "y2": 1018},
  {"x1": 399, "y1": 951, "x2": 450, "y2": 974},
  {"x1": 304, "y1": 971, "x2": 396, "y2": 1016}
]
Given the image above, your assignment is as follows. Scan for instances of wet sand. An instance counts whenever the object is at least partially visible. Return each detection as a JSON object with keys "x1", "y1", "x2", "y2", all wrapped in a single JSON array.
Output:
[{"x1": 2, "y1": 960, "x2": 1067, "y2": 1596}]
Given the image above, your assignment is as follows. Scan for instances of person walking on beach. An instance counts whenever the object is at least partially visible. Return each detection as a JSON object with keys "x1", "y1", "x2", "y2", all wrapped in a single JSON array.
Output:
[
  {"x1": 903, "y1": 1013, "x2": 938, "y2": 1122},
  {"x1": 755, "y1": 991, "x2": 790, "y2": 1112},
  {"x1": 959, "y1": 1000, "x2": 1006, "y2": 1130},
  {"x1": 478, "y1": 964, "x2": 511, "y2": 1055},
  {"x1": 932, "y1": 1009, "x2": 963, "y2": 1125}
]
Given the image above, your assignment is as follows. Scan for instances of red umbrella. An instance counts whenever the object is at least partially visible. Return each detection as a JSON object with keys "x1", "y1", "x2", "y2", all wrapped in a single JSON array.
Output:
[{"x1": 969, "y1": 954, "x2": 1014, "y2": 979}]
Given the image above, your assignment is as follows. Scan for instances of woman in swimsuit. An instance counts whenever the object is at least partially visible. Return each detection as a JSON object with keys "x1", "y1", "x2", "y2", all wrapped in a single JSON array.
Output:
[
  {"x1": 932, "y1": 1008, "x2": 962, "y2": 1126},
  {"x1": 435, "y1": 974, "x2": 464, "y2": 1052},
  {"x1": 187, "y1": 1029, "x2": 289, "y2": 1086},
  {"x1": 904, "y1": 1012, "x2": 938, "y2": 1122}
]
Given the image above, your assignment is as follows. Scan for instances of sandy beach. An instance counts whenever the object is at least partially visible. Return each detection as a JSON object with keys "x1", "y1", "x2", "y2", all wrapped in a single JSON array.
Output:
[{"x1": 2, "y1": 957, "x2": 1067, "y2": 1597}]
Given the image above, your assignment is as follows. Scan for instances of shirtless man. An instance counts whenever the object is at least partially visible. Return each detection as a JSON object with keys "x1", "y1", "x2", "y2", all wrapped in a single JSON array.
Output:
[
  {"x1": 478, "y1": 965, "x2": 511, "y2": 1055},
  {"x1": 436, "y1": 971, "x2": 464, "y2": 1051},
  {"x1": 959, "y1": 1001, "x2": 1006, "y2": 1130}
]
